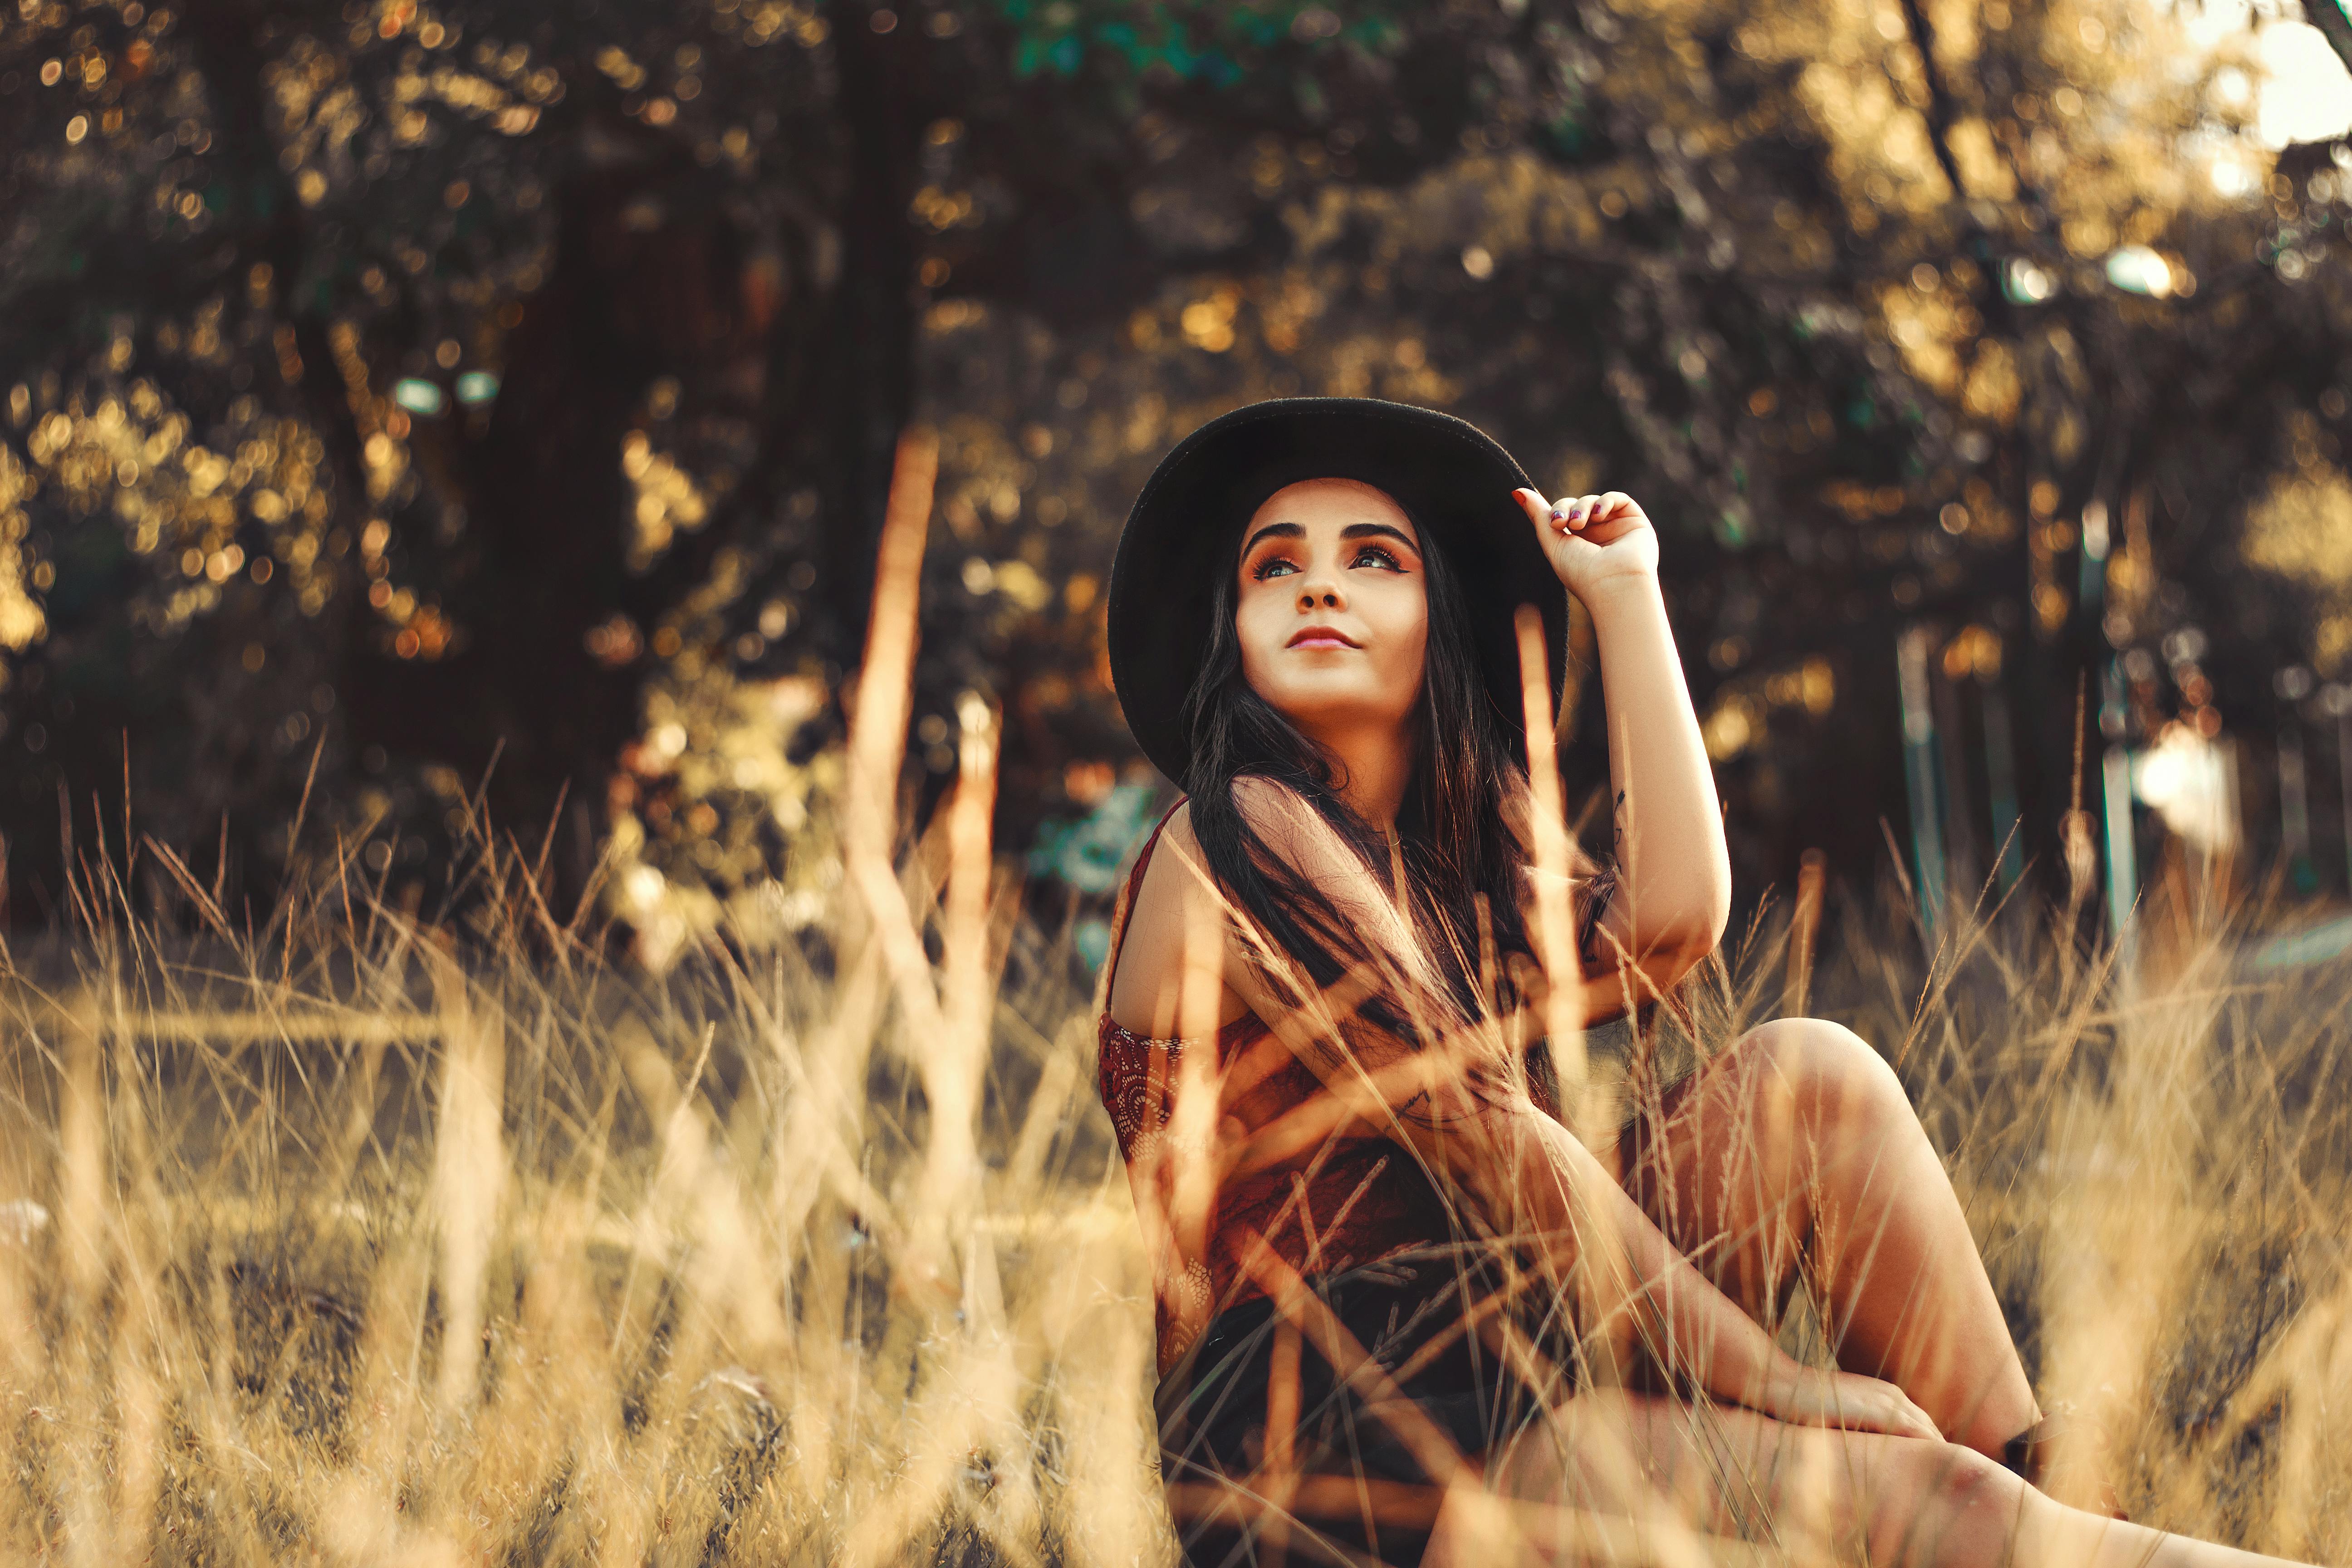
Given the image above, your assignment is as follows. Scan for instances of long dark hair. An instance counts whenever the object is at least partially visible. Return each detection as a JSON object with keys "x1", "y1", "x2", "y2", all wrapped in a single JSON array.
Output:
[{"x1": 1178, "y1": 489, "x2": 1538, "y2": 1030}]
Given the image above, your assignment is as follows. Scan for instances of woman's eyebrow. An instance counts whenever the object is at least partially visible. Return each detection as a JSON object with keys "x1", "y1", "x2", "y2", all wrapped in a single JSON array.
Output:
[
  {"x1": 1339, "y1": 522, "x2": 1420, "y2": 550},
  {"x1": 1240, "y1": 520, "x2": 1305, "y2": 556}
]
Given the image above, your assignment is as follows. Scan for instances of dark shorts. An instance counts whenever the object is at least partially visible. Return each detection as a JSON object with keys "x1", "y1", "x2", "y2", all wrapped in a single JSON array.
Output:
[{"x1": 1153, "y1": 1247, "x2": 1574, "y2": 1568}]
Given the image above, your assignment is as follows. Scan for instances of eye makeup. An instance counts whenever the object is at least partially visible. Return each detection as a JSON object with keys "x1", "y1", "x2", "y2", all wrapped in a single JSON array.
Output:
[{"x1": 1237, "y1": 517, "x2": 1421, "y2": 587}]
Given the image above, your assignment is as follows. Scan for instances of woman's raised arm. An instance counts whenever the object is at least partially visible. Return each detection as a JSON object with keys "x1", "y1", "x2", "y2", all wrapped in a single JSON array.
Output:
[{"x1": 1515, "y1": 487, "x2": 1731, "y2": 1012}]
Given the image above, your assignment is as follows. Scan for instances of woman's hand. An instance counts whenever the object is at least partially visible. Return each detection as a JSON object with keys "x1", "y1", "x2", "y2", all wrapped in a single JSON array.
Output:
[
  {"x1": 1513, "y1": 487, "x2": 1660, "y2": 603},
  {"x1": 1754, "y1": 1364, "x2": 1943, "y2": 1441}
]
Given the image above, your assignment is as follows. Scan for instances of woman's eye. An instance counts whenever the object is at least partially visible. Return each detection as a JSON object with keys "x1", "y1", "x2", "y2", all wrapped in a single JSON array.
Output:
[
  {"x1": 1251, "y1": 557, "x2": 1298, "y2": 581},
  {"x1": 1352, "y1": 546, "x2": 1401, "y2": 570}
]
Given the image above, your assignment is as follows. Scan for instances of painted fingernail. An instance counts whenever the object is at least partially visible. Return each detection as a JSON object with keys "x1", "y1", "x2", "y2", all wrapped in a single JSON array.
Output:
[{"x1": 1549, "y1": 504, "x2": 1567, "y2": 521}]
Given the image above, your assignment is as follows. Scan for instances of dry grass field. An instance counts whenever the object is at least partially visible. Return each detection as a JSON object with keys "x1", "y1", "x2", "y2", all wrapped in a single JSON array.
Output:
[{"x1": 2, "y1": 788, "x2": 2351, "y2": 1568}]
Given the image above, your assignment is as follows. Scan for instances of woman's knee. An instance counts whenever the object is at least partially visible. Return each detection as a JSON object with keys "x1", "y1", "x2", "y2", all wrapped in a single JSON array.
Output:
[
  {"x1": 1885, "y1": 1441, "x2": 2027, "y2": 1559},
  {"x1": 1738, "y1": 1017, "x2": 1909, "y2": 1121},
  {"x1": 1421, "y1": 1483, "x2": 1524, "y2": 1567}
]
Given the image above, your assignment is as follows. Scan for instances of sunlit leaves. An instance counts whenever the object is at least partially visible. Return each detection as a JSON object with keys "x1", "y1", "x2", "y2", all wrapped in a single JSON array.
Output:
[
  {"x1": 0, "y1": 446, "x2": 47, "y2": 652},
  {"x1": 2245, "y1": 435, "x2": 2352, "y2": 678},
  {"x1": 621, "y1": 431, "x2": 714, "y2": 572},
  {"x1": 11, "y1": 377, "x2": 343, "y2": 636}
]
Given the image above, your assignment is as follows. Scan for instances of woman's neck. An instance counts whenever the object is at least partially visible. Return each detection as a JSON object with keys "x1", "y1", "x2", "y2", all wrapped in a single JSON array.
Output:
[{"x1": 1305, "y1": 722, "x2": 1413, "y2": 830}]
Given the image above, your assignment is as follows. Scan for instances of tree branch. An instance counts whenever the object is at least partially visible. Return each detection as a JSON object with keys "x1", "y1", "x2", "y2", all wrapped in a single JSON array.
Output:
[
  {"x1": 2307, "y1": 0, "x2": 2352, "y2": 81},
  {"x1": 1894, "y1": 0, "x2": 1968, "y2": 201}
]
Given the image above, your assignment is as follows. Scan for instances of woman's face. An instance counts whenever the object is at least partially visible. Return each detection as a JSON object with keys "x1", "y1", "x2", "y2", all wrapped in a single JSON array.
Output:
[{"x1": 1233, "y1": 478, "x2": 1428, "y2": 746}]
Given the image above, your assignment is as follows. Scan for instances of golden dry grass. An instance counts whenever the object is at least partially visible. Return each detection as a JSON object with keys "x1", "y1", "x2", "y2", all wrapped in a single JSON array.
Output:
[
  {"x1": 0, "y1": 811, "x2": 1170, "y2": 1568},
  {"x1": 1, "y1": 794, "x2": 2349, "y2": 1567}
]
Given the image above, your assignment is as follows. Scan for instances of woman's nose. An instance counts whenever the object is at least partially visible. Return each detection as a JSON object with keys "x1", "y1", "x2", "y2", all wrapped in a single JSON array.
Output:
[{"x1": 1296, "y1": 575, "x2": 1343, "y2": 610}]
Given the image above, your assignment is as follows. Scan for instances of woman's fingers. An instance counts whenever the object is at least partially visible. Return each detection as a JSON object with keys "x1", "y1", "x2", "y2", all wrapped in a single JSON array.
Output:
[
  {"x1": 1514, "y1": 489, "x2": 1661, "y2": 590},
  {"x1": 1842, "y1": 1373, "x2": 1942, "y2": 1441},
  {"x1": 1592, "y1": 490, "x2": 1635, "y2": 525},
  {"x1": 1514, "y1": 490, "x2": 1637, "y2": 534},
  {"x1": 1517, "y1": 489, "x2": 1580, "y2": 524},
  {"x1": 1514, "y1": 489, "x2": 1597, "y2": 532},
  {"x1": 1765, "y1": 1367, "x2": 1942, "y2": 1441}
]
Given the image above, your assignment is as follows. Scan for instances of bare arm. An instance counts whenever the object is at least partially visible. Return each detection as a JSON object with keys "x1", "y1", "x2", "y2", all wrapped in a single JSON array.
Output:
[{"x1": 1514, "y1": 488, "x2": 1731, "y2": 1011}]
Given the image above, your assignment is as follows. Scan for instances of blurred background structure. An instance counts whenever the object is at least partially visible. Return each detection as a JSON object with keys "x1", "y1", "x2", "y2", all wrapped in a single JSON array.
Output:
[{"x1": 5, "y1": 0, "x2": 2352, "y2": 962}]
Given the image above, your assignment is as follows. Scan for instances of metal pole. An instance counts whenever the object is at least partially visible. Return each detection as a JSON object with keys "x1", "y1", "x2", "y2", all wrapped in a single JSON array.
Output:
[
  {"x1": 1897, "y1": 626, "x2": 1947, "y2": 948},
  {"x1": 1931, "y1": 653, "x2": 1978, "y2": 896},
  {"x1": 2101, "y1": 744, "x2": 2139, "y2": 975},
  {"x1": 1980, "y1": 665, "x2": 2025, "y2": 892},
  {"x1": 2281, "y1": 725, "x2": 2312, "y2": 881},
  {"x1": 2324, "y1": 684, "x2": 2352, "y2": 897},
  {"x1": 2278, "y1": 666, "x2": 2316, "y2": 892},
  {"x1": 2342, "y1": 709, "x2": 2352, "y2": 899}
]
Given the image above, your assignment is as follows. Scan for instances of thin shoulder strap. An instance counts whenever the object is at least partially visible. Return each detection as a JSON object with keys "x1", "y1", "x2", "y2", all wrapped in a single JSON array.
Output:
[{"x1": 1100, "y1": 799, "x2": 1186, "y2": 1003}]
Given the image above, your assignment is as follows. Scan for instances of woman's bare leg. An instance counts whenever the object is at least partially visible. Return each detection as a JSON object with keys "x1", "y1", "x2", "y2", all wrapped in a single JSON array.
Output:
[
  {"x1": 1605, "y1": 1017, "x2": 2038, "y2": 1457},
  {"x1": 1421, "y1": 1393, "x2": 2312, "y2": 1568}
]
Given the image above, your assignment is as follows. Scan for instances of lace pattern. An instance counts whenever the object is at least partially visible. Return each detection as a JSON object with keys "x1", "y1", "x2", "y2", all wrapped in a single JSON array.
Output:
[{"x1": 1095, "y1": 1009, "x2": 1457, "y2": 1368}]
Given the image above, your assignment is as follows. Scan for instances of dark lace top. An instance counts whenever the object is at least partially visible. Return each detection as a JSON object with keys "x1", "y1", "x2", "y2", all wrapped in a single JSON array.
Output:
[{"x1": 1094, "y1": 809, "x2": 1582, "y2": 1370}]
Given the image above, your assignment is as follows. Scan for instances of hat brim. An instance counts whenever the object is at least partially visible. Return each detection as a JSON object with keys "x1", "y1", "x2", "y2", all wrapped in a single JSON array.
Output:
[{"x1": 1108, "y1": 397, "x2": 1568, "y2": 786}]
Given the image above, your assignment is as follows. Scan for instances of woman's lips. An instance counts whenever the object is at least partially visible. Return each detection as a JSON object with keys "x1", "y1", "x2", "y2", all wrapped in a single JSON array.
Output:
[{"x1": 1287, "y1": 627, "x2": 1358, "y2": 649}]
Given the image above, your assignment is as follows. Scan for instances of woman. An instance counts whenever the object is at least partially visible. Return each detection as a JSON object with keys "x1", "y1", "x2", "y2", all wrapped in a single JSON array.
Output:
[{"x1": 1095, "y1": 398, "x2": 2313, "y2": 1568}]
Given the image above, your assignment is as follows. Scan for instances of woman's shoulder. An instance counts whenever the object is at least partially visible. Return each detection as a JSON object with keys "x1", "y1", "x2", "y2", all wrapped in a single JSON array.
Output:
[
  {"x1": 1156, "y1": 776, "x2": 1323, "y2": 870},
  {"x1": 1120, "y1": 798, "x2": 1216, "y2": 935},
  {"x1": 1217, "y1": 774, "x2": 1371, "y2": 885},
  {"x1": 1174, "y1": 774, "x2": 1303, "y2": 836},
  {"x1": 1104, "y1": 799, "x2": 1246, "y2": 1037}
]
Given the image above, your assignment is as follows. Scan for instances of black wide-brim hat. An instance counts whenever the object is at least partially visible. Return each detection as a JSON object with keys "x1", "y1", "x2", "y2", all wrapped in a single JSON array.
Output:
[{"x1": 1108, "y1": 397, "x2": 1567, "y2": 786}]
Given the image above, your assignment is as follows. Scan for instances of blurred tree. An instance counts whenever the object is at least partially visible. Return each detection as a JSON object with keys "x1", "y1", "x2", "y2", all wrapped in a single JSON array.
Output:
[
  {"x1": 2, "y1": 0, "x2": 2349, "y2": 946},
  {"x1": 911, "y1": 0, "x2": 2352, "y2": 922}
]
